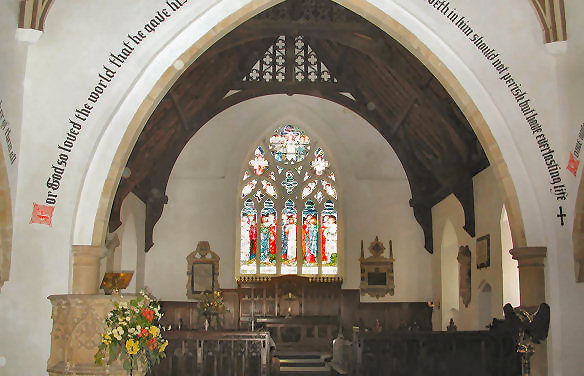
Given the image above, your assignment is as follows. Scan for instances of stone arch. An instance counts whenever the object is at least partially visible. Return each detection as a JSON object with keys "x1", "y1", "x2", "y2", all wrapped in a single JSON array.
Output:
[
  {"x1": 0, "y1": 146, "x2": 12, "y2": 292},
  {"x1": 79, "y1": 0, "x2": 528, "y2": 261}
]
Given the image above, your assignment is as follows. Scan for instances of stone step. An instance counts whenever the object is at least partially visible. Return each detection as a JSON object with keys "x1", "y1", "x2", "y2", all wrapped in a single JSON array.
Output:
[
  {"x1": 276, "y1": 352, "x2": 331, "y2": 376},
  {"x1": 279, "y1": 366, "x2": 330, "y2": 376},
  {"x1": 279, "y1": 358, "x2": 326, "y2": 367}
]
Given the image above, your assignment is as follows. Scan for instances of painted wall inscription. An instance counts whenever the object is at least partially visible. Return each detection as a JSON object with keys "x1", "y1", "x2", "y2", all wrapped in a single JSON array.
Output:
[
  {"x1": 0, "y1": 100, "x2": 17, "y2": 165},
  {"x1": 32, "y1": 0, "x2": 190, "y2": 225},
  {"x1": 422, "y1": 0, "x2": 568, "y2": 225}
]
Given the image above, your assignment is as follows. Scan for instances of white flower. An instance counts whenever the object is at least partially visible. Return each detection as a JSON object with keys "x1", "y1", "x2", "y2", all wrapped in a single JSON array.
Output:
[
  {"x1": 117, "y1": 326, "x2": 124, "y2": 334},
  {"x1": 126, "y1": 316, "x2": 130, "y2": 322},
  {"x1": 136, "y1": 325, "x2": 141, "y2": 331}
]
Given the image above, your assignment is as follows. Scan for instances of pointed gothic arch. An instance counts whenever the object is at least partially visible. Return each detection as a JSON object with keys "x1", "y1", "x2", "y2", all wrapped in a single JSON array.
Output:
[{"x1": 75, "y1": 1, "x2": 530, "y2": 296}]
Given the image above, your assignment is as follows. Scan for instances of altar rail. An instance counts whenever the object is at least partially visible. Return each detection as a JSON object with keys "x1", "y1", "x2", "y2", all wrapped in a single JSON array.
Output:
[
  {"x1": 149, "y1": 330, "x2": 271, "y2": 376},
  {"x1": 352, "y1": 330, "x2": 521, "y2": 376}
]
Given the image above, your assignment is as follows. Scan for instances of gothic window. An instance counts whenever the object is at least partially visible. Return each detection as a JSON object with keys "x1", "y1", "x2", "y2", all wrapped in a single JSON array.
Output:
[{"x1": 239, "y1": 124, "x2": 339, "y2": 276}]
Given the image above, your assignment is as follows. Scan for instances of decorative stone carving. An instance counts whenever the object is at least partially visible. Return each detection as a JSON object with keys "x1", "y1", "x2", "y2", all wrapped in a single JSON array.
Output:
[
  {"x1": 18, "y1": 0, "x2": 56, "y2": 32},
  {"x1": 47, "y1": 294, "x2": 139, "y2": 376},
  {"x1": 457, "y1": 245, "x2": 472, "y2": 307},
  {"x1": 359, "y1": 237, "x2": 395, "y2": 298},
  {"x1": 187, "y1": 241, "x2": 220, "y2": 300}
]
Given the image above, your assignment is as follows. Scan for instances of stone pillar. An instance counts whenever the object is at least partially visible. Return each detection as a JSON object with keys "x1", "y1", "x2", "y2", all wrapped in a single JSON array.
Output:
[
  {"x1": 72, "y1": 245, "x2": 103, "y2": 294},
  {"x1": 510, "y1": 246, "x2": 547, "y2": 376},
  {"x1": 510, "y1": 246, "x2": 546, "y2": 310}
]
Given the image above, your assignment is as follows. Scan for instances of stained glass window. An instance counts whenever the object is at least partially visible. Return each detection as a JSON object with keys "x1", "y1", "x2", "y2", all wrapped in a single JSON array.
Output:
[
  {"x1": 260, "y1": 200, "x2": 277, "y2": 274},
  {"x1": 250, "y1": 146, "x2": 269, "y2": 175},
  {"x1": 302, "y1": 200, "x2": 319, "y2": 275},
  {"x1": 321, "y1": 200, "x2": 338, "y2": 275},
  {"x1": 241, "y1": 179, "x2": 257, "y2": 198},
  {"x1": 239, "y1": 124, "x2": 339, "y2": 277},
  {"x1": 262, "y1": 180, "x2": 278, "y2": 199},
  {"x1": 311, "y1": 148, "x2": 329, "y2": 176},
  {"x1": 269, "y1": 124, "x2": 310, "y2": 164},
  {"x1": 281, "y1": 200, "x2": 297, "y2": 275},
  {"x1": 240, "y1": 199, "x2": 257, "y2": 275}
]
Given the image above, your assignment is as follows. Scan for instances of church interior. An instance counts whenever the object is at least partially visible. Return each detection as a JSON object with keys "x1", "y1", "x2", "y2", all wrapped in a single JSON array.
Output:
[{"x1": 0, "y1": 0, "x2": 583, "y2": 375}]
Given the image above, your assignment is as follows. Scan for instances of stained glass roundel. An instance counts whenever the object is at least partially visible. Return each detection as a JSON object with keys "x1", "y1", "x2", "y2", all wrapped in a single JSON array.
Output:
[{"x1": 269, "y1": 124, "x2": 310, "y2": 164}]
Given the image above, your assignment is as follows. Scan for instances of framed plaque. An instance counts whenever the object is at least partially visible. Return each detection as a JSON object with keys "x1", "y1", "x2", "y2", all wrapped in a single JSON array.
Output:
[
  {"x1": 186, "y1": 241, "x2": 220, "y2": 300},
  {"x1": 476, "y1": 234, "x2": 490, "y2": 269}
]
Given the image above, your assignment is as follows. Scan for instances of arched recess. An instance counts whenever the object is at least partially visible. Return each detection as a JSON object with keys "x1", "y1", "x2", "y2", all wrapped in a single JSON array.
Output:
[
  {"x1": 501, "y1": 206, "x2": 520, "y2": 305},
  {"x1": 78, "y1": 0, "x2": 528, "y2": 263},
  {"x1": 0, "y1": 146, "x2": 13, "y2": 292},
  {"x1": 477, "y1": 281, "x2": 492, "y2": 330},
  {"x1": 441, "y1": 220, "x2": 460, "y2": 330}
]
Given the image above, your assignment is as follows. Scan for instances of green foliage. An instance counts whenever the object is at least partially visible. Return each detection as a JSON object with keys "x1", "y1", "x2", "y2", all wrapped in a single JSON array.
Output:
[
  {"x1": 197, "y1": 291, "x2": 227, "y2": 317},
  {"x1": 330, "y1": 253, "x2": 337, "y2": 266},
  {"x1": 94, "y1": 290, "x2": 168, "y2": 375}
]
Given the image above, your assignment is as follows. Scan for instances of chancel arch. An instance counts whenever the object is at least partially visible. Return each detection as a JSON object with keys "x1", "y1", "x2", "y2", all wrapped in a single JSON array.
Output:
[{"x1": 75, "y1": 0, "x2": 531, "y2": 259}]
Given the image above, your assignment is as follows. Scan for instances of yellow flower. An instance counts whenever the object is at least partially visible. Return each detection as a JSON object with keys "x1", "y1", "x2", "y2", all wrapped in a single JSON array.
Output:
[
  {"x1": 102, "y1": 334, "x2": 112, "y2": 345},
  {"x1": 159, "y1": 340, "x2": 168, "y2": 353},
  {"x1": 149, "y1": 326, "x2": 160, "y2": 337},
  {"x1": 125, "y1": 338, "x2": 140, "y2": 355}
]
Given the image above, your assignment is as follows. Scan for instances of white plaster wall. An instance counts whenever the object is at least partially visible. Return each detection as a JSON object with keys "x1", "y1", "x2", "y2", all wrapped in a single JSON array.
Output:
[
  {"x1": 0, "y1": 0, "x2": 24, "y2": 198},
  {"x1": 144, "y1": 95, "x2": 431, "y2": 302},
  {"x1": 119, "y1": 193, "x2": 146, "y2": 294},
  {"x1": 0, "y1": 0, "x2": 581, "y2": 374},
  {"x1": 545, "y1": 2, "x2": 584, "y2": 375},
  {"x1": 432, "y1": 167, "x2": 509, "y2": 331}
]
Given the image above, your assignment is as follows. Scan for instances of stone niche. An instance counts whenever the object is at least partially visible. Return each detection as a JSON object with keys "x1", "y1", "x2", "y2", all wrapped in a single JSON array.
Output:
[{"x1": 47, "y1": 294, "x2": 140, "y2": 376}]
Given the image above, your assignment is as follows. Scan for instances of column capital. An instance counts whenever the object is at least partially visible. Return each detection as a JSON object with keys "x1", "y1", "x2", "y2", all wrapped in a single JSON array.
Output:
[
  {"x1": 72, "y1": 244, "x2": 103, "y2": 256},
  {"x1": 510, "y1": 246, "x2": 547, "y2": 263},
  {"x1": 71, "y1": 244, "x2": 104, "y2": 294}
]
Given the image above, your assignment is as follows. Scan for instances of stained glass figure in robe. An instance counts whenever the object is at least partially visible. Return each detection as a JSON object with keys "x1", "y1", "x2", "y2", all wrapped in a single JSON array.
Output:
[
  {"x1": 281, "y1": 200, "x2": 297, "y2": 274},
  {"x1": 302, "y1": 200, "x2": 318, "y2": 274},
  {"x1": 260, "y1": 199, "x2": 277, "y2": 274},
  {"x1": 321, "y1": 200, "x2": 338, "y2": 275},
  {"x1": 240, "y1": 199, "x2": 257, "y2": 275}
]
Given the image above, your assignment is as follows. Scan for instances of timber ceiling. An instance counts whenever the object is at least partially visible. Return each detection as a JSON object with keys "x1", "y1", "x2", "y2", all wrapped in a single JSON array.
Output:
[{"x1": 109, "y1": 0, "x2": 489, "y2": 254}]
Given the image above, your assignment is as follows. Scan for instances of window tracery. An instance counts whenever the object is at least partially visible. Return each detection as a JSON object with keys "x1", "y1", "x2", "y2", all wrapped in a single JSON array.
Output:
[{"x1": 239, "y1": 124, "x2": 339, "y2": 277}]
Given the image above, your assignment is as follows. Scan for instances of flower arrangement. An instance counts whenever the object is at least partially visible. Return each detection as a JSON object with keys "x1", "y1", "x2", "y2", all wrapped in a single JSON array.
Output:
[
  {"x1": 197, "y1": 290, "x2": 227, "y2": 319},
  {"x1": 94, "y1": 289, "x2": 168, "y2": 375}
]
